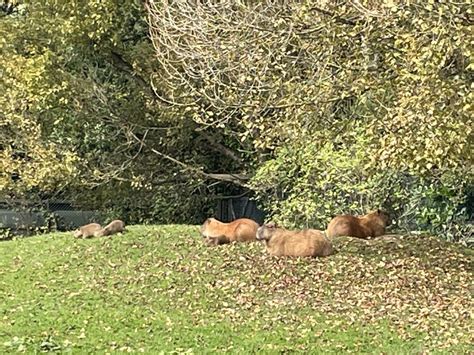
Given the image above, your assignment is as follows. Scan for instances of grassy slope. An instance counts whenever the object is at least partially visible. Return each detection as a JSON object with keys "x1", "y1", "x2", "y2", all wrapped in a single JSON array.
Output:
[{"x1": 0, "y1": 225, "x2": 472, "y2": 353}]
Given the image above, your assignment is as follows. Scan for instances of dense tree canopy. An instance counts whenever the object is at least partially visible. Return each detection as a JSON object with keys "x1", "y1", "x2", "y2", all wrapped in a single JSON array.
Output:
[
  {"x1": 147, "y1": 0, "x2": 471, "y2": 171},
  {"x1": 0, "y1": 0, "x2": 472, "y2": 239}
]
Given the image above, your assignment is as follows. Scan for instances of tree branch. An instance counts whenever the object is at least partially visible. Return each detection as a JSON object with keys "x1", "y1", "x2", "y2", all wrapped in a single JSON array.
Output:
[
  {"x1": 108, "y1": 49, "x2": 174, "y2": 107},
  {"x1": 127, "y1": 130, "x2": 249, "y2": 187},
  {"x1": 309, "y1": 6, "x2": 357, "y2": 26},
  {"x1": 196, "y1": 130, "x2": 243, "y2": 165},
  {"x1": 148, "y1": 147, "x2": 249, "y2": 186}
]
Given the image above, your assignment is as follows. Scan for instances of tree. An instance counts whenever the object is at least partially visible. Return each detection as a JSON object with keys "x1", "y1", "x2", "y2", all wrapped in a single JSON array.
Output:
[
  {"x1": 0, "y1": 0, "x2": 244, "y2": 223},
  {"x1": 1, "y1": 1, "x2": 78, "y2": 193},
  {"x1": 146, "y1": 0, "x2": 472, "y2": 239},
  {"x1": 1, "y1": 0, "x2": 472, "y2": 237}
]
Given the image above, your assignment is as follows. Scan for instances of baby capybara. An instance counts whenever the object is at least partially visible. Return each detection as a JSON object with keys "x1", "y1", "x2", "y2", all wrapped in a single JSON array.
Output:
[
  {"x1": 94, "y1": 219, "x2": 126, "y2": 237},
  {"x1": 256, "y1": 222, "x2": 333, "y2": 257},
  {"x1": 200, "y1": 217, "x2": 259, "y2": 245},
  {"x1": 326, "y1": 209, "x2": 390, "y2": 239},
  {"x1": 73, "y1": 223, "x2": 102, "y2": 239}
]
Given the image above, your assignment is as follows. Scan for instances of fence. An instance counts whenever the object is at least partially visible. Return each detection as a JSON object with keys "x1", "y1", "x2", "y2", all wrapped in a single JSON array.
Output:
[
  {"x1": 215, "y1": 197, "x2": 265, "y2": 224},
  {"x1": 0, "y1": 199, "x2": 100, "y2": 235},
  {"x1": 1, "y1": 195, "x2": 266, "y2": 236}
]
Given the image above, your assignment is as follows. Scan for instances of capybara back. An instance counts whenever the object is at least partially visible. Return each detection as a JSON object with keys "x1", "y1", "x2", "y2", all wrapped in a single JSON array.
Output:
[
  {"x1": 326, "y1": 209, "x2": 390, "y2": 239},
  {"x1": 94, "y1": 219, "x2": 126, "y2": 237},
  {"x1": 257, "y1": 223, "x2": 333, "y2": 257},
  {"x1": 73, "y1": 223, "x2": 102, "y2": 239},
  {"x1": 200, "y1": 217, "x2": 259, "y2": 245}
]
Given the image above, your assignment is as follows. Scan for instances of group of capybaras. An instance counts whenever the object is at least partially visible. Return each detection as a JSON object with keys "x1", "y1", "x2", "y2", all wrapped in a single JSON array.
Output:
[
  {"x1": 200, "y1": 209, "x2": 390, "y2": 257},
  {"x1": 73, "y1": 209, "x2": 390, "y2": 258},
  {"x1": 73, "y1": 219, "x2": 126, "y2": 238}
]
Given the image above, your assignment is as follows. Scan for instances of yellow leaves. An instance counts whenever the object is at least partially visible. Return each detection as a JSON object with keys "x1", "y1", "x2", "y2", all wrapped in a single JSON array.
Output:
[
  {"x1": 1, "y1": 109, "x2": 79, "y2": 192},
  {"x1": 461, "y1": 103, "x2": 471, "y2": 112},
  {"x1": 77, "y1": 329, "x2": 86, "y2": 339}
]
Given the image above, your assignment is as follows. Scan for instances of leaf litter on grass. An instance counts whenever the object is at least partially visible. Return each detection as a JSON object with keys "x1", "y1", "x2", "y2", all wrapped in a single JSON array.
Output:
[
  {"x1": 163, "y1": 231, "x2": 473, "y2": 350},
  {"x1": 0, "y1": 226, "x2": 472, "y2": 352}
]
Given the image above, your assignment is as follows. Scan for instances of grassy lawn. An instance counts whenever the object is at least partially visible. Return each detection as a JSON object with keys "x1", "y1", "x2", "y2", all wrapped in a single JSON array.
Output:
[{"x1": 0, "y1": 225, "x2": 472, "y2": 353}]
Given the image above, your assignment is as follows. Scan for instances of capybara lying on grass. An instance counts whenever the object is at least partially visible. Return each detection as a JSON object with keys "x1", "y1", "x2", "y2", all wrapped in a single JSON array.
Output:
[
  {"x1": 326, "y1": 209, "x2": 390, "y2": 239},
  {"x1": 256, "y1": 222, "x2": 334, "y2": 257},
  {"x1": 200, "y1": 217, "x2": 259, "y2": 245},
  {"x1": 94, "y1": 219, "x2": 126, "y2": 237},
  {"x1": 73, "y1": 223, "x2": 102, "y2": 239}
]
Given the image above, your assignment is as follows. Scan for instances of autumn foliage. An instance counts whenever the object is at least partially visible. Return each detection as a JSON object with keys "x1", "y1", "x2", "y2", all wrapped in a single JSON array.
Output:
[{"x1": 1, "y1": 1, "x2": 472, "y2": 239}]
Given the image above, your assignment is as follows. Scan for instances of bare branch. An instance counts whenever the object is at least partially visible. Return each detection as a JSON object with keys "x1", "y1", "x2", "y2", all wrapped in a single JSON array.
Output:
[
  {"x1": 148, "y1": 145, "x2": 249, "y2": 187},
  {"x1": 108, "y1": 49, "x2": 173, "y2": 107},
  {"x1": 196, "y1": 130, "x2": 243, "y2": 165},
  {"x1": 126, "y1": 129, "x2": 249, "y2": 186}
]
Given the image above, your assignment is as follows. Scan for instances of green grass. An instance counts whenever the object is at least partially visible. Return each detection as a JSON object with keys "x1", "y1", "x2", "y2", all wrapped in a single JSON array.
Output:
[{"x1": 0, "y1": 225, "x2": 472, "y2": 353}]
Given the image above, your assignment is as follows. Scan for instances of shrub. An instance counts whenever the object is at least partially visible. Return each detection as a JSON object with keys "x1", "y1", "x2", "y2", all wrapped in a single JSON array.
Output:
[{"x1": 250, "y1": 137, "x2": 472, "y2": 243}]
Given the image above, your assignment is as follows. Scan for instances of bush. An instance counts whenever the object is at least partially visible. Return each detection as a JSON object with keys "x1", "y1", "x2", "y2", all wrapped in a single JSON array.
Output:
[{"x1": 250, "y1": 137, "x2": 472, "y2": 243}]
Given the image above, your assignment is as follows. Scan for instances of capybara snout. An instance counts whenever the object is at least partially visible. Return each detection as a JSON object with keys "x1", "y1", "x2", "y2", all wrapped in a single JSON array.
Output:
[
  {"x1": 256, "y1": 222, "x2": 277, "y2": 241},
  {"x1": 377, "y1": 209, "x2": 391, "y2": 227},
  {"x1": 200, "y1": 218, "x2": 211, "y2": 238}
]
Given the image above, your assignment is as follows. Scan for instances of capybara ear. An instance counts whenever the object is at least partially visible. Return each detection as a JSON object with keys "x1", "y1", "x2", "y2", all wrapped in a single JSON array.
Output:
[{"x1": 266, "y1": 222, "x2": 276, "y2": 229}]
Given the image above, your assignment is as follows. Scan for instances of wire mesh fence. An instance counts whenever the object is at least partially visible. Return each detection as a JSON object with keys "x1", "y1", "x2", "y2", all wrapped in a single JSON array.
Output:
[
  {"x1": 0, "y1": 194, "x2": 102, "y2": 237},
  {"x1": 0, "y1": 192, "x2": 265, "y2": 238}
]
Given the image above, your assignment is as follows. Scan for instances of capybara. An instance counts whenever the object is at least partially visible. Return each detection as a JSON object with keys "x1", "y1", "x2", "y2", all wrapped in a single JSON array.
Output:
[
  {"x1": 73, "y1": 223, "x2": 102, "y2": 239},
  {"x1": 94, "y1": 219, "x2": 126, "y2": 237},
  {"x1": 326, "y1": 209, "x2": 391, "y2": 239},
  {"x1": 256, "y1": 222, "x2": 334, "y2": 257},
  {"x1": 200, "y1": 217, "x2": 259, "y2": 245}
]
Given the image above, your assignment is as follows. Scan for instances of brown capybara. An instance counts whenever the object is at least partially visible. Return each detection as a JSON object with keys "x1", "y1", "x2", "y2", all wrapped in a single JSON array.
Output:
[
  {"x1": 94, "y1": 219, "x2": 126, "y2": 237},
  {"x1": 73, "y1": 223, "x2": 102, "y2": 239},
  {"x1": 200, "y1": 217, "x2": 259, "y2": 245},
  {"x1": 326, "y1": 209, "x2": 391, "y2": 239},
  {"x1": 256, "y1": 222, "x2": 334, "y2": 257}
]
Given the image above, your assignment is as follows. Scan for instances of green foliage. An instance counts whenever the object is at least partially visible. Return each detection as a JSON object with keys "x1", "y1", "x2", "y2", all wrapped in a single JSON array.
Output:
[
  {"x1": 1, "y1": 226, "x2": 473, "y2": 352},
  {"x1": 251, "y1": 138, "x2": 380, "y2": 228},
  {"x1": 147, "y1": 0, "x2": 472, "y2": 175},
  {"x1": 1, "y1": 1, "x2": 472, "y2": 236},
  {"x1": 75, "y1": 181, "x2": 213, "y2": 225},
  {"x1": 251, "y1": 131, "x2": 472, "y2": 241},
  {"x1": 0, "y1": 0, "x2": 228, "y2": 221},
  {"x1": 0, "y1": 7, "x2": 79, "y2": 192},
  {"x1": 395, "y1": 175, "x2": 473, "y2": 242}
]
